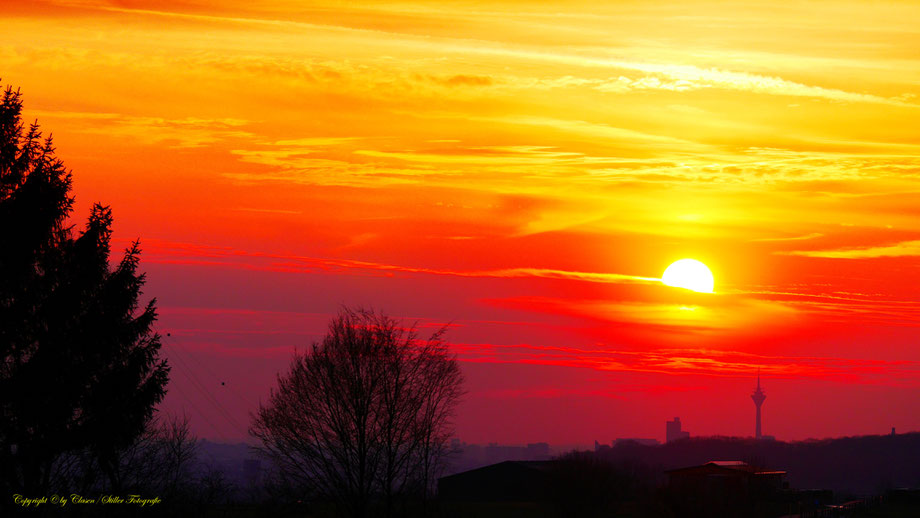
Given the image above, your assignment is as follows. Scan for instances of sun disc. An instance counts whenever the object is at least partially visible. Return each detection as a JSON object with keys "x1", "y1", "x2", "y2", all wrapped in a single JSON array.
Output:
[{"x1": 662, "y1": 259, "x2": 714, "y2": 293}]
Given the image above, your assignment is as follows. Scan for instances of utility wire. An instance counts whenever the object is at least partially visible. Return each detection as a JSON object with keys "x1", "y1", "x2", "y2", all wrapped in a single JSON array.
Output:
[{"x1": 163, "y1": 335, "x2": 249, "y2": 441}]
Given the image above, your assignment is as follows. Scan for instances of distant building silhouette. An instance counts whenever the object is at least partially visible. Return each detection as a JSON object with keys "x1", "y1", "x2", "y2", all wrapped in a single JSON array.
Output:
[
  {"x1": 666, "y1": 417, "x2": 690, "y2": 443},
  {"x1": 597, "y1": 438, "x2": 659, "y2": 451},
  {"x1": 667, "y1": 460, "x2": 786, "y2": 491},
  {"x1": 438, "y1": 460, "x2": 553, "y2": 501},
  {"x1": 446, "y1": 440, "x2": 553, "y2": 474},
  {"x1": 666, "y1": 460, "x2": 789, "y2": 516},
  {"x1": 614, "y1": 437, "x2": 660, "y2": 447},
  {"x1": 752, "y1": 370, "x2": 766, "y2": 439}
]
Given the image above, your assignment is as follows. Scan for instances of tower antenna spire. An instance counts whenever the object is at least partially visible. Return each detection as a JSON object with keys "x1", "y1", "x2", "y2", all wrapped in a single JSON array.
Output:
[{"x1": 752, "y1": 369, "x2": 766, "y2": 439}]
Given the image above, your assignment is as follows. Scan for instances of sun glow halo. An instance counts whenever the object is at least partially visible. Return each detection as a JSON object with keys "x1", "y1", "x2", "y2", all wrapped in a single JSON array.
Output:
[{"x1": 662, "y1": 259, "x2": 715, "y2": 293}]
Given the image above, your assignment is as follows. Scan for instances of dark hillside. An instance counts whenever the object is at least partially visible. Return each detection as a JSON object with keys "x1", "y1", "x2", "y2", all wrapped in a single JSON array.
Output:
[{"x1": 601, "y1": 433, "x2": 920, "y2": 495}]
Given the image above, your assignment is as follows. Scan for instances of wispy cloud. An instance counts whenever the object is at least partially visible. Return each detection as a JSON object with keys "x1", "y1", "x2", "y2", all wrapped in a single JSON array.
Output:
[
  {"x1": 158, "y1": 304, "x2": 920, "y2": 386},
  {"x1": 234, "y1": 207, "x2": 302, "y2": 215},
  {"x1": 132, "y1": 238, "x2": 659, "y2": 286},
  {"x1": 30, "y1": 110, "x2": 253, "y2": 148},
  {"x1": 750, "y1": 233, "x2": 823, "y2": 243},
  {"x1": 779, "y1": 240, "x2": 920, "y2": 258},
  {"x1": 39, "y1": 1, "x2": 919, "y2": 110},
  {"x1": 454, "y1": 342, "x2": 920, "y2": 386}
]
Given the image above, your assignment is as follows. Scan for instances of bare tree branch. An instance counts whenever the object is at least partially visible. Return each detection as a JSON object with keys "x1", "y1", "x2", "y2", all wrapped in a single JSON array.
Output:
[{"x1": 251, "y1": 307, "x2": 464, "y2": 518}]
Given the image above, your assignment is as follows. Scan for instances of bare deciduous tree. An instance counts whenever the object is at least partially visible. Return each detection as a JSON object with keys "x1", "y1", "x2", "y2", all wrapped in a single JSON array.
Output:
[{"x1": 251, "y1": 307, "x2": 464, "y2": 518}]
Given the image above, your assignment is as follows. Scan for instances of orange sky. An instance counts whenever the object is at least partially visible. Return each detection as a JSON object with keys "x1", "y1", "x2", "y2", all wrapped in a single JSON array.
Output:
[{"x1": 5, "y1": 0, "x2": 920, "y2": 445}]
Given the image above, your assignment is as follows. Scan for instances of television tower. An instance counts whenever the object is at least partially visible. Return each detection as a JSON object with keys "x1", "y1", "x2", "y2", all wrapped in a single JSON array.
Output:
[{"x1": 751, "y1": 370, "x2": 766, "y2": 439}]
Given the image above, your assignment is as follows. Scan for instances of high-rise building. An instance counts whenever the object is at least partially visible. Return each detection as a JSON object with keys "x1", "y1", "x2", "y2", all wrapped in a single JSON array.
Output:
[
  {"x1": 666, "y1": 417, "x2": 690, "y2": 443},
  {"x1": 752, "y1": 370, "x2": 766, "y2": 439}
]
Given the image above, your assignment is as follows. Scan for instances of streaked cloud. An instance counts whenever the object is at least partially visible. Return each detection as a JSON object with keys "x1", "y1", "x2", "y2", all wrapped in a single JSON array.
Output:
[
  {"x1": 779, "y1": 240, "x2": 920, "y2": 259},
  {"x1": 453, "y1": 341, "x2": 920, "y2": 386},
  {"x1": 750, "y1": 233, "x2": 824, "y2": 242},
  {"x1": 134, "y1": 238, "x2": 660, "y2": 286},
  {"x1": 30, "y1": 110, "x2": 253, "y2": 148}
]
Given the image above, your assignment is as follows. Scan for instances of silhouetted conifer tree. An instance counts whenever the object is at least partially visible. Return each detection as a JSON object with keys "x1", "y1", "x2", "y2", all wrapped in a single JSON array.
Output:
[{"x1": 0, "y1": 82, "x2": 169, "y2": 494}]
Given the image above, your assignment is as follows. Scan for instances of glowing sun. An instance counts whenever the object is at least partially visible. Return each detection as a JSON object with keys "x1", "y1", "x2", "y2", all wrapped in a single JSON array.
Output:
[{"x1": 662, "y1": 259, "x2": 715, "y2": 293}]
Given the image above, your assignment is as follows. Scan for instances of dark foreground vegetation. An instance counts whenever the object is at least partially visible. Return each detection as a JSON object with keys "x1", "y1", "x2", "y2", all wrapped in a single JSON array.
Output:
[
  {"x1": 435, "y1": 434, "x2": 920, "y2": 518},
  {"x1": 0, "y1": 81, "x2": 172, "y2": 515},
  {"x1": 602, "y1": 433, "x2": 920, "y2": 495},
  {"x1": 11, "y1": 433, "x2": 920, "y2": 517}
]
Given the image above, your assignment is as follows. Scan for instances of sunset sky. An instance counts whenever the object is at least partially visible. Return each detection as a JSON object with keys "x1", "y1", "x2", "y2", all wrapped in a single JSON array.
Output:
[{"x1": 5, "y1": 0, "x2": 920, "y2": 445}]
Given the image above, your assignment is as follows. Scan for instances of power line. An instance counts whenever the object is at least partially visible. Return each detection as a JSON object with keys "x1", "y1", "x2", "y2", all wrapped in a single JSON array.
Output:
[
  {"x1": 173, "y1": 336, "x2": 261, "y2": 414},
  {"x1": 170, "y1": 344, "x2": 247, "y2": 437},
  {"x1": 164, "y1": 364, "x2": 233, "y2": 444},
  {"x1": 162, "y1": 335, "x2": 249, "y2": 441}
]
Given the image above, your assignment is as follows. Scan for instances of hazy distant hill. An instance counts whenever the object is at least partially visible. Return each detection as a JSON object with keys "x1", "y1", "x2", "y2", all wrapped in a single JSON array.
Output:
[{"x1": 196, "y1": 440, "x2": 260, "y2": 484}]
